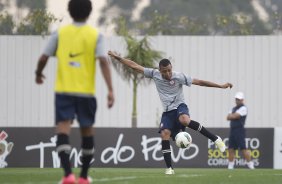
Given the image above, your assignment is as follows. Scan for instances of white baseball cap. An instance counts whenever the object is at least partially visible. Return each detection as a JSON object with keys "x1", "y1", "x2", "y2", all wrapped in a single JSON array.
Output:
[{"x1": 235, "y1": 92, "x2": 244, "y2": 100}]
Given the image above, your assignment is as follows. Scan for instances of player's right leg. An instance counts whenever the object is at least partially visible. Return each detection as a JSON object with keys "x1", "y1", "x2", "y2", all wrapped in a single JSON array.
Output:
[
  {"x1": 227, "y1": 134, "x2": 237, "y2": 169},
  {"x1": 159, "y1": 110, "x2": 176, "y2": 174},
  {"x1": 228, "y1": 148, "x2": 235, "y2": 169},
  {"x1": 55, "y1": 94, "x2": 76, "y2": 184},
  {"x1": 161, "y1": 129, "x2": 174, "y2": 174}
]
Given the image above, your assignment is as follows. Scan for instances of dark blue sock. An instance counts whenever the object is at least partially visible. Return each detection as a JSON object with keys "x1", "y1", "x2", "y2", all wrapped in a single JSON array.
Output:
[
  {"x1": 80, "y1": 136, "x2": 94, "y2": 179},
  {"x1": 162, "y1": 140, "x2": 172, "y2": 168},
  {"x1": 188, "y1": 120, "x2": 217, "y2": 142},
  {"x1": 56, "y1": 133, "x2": 72, "y2": 177}
]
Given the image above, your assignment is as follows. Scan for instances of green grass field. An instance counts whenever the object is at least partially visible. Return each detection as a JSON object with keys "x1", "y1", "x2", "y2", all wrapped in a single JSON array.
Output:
[{"x1": 0, "y1": 168, "x2": 281, "y2": 184}]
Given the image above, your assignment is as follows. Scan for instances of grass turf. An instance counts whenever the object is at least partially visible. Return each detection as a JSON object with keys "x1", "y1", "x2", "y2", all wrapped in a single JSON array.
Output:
[{"x1": 0, "y1": 168, "x2": 281, "y2": 184}]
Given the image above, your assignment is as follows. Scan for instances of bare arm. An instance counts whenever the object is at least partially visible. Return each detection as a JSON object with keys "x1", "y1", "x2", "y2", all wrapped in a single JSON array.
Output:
[
  {"x1": 227, "y1": 113, "x2": 241, "y2": 120},
  {"x1": 108, "y1": 51, "x2": 144, "y2": 73},
  {"x1": 99, "y1": 56, "x2": 114, "y2": 108},
  {"x1": 192, "y1": 79, "x2": 233, "y2": 89},
  {"x1": 35, "y1": 54, "x2": 49, "y2": 84}
]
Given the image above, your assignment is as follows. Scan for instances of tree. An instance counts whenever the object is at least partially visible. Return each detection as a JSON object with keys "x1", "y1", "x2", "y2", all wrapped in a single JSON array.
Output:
[
  {"x1": 99, "y1": 0, "x2": 282, "y2": 35},
  {"x1": 0, "y1": 0, "x2": 52, "y2": 35},
  {"x1": 134, "y1": 11, "x2": 208, "y2": 35},
  {"x1": 0, "y1": 12, "x2": 14, "y2": 34},
  {"x1": 0, "y1": 9, "x2": 58, "y2": 35},
  {"x1": 111, "y1": 18, "x2": 163, "y2": 127},
  {"x1": 16, "y1": 9, "x2": 59, "y2": 35},
  {"x1": 15, "y1": 0, "x2": 46, "y2": 10}
]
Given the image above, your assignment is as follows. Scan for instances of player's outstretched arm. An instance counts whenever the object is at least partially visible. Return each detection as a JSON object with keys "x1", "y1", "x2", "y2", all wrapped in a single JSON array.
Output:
[
  {"x1": 108, "y1": 51, "x2": 144, "y2": 73},
  {"x1": 192, "y1": 79, "x2": 233, "y2": 89}
]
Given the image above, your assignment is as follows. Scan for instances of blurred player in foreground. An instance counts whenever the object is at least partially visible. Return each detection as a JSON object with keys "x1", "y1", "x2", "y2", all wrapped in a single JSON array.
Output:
[
  {"x1": 35, "y1": 0, "x2": 114, "y2": 183},
  {"x1": 227, "y1": 92, "x2": 254, "y2": 169},
  {"x1": 108, "y1": 51, "x2": 232, "y2": 174}
]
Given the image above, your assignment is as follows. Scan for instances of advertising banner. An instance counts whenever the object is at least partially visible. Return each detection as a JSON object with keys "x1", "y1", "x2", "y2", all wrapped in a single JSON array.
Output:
[{"x1": 0, "y1": 128, "x2": 273, "y2": 168}]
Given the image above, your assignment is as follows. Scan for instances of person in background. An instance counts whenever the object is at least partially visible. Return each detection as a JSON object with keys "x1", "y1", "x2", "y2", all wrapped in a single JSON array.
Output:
[{"x1": 227, "y1": 92, "x2": 254, "y2": 169}]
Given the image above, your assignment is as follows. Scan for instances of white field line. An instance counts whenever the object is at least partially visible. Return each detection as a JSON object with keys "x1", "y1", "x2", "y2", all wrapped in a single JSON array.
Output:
[
  {"x1": 93, "y1": 174, "x2": 203, "y2": 182},
  {"x1": 2, "y1": 173, "x2": 281, "y2": 184},
  {"x1": 177, "y1": 174, "x2": 203, "y2": 177},
  {"x1": 2, "y1": 182, "x2": 56, "y2": 184},
  {"x1": 93, "y1": 176, "x2": 137, "y2": 182},
  {"x1": 1, "y1": 174, "x2": 203, "y2": 184}
]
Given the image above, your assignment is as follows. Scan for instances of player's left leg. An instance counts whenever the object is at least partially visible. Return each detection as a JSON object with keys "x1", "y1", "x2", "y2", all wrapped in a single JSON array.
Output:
[
  {"x1": 242, "y1": 149, "x2": 254, "y2": 169},
  {"x1": 177, "y1": 103, "x2": 226, "y2": 152},
  {"x1": 238, "y1": 130, "x2": 255, "y2": 169}
]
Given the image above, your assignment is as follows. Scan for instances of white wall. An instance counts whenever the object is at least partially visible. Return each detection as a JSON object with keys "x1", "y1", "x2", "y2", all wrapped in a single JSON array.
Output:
[
  {"x1": 274, "y1": 127, "x2": 282, "y2": 169},
  {"x1": 0, "y1": 36, "x2": 281, "y2": 128}
]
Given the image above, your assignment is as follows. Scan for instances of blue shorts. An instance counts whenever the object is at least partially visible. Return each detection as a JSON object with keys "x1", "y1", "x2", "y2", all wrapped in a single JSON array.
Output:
[
  {"x1": 228, "y1": 128, "x2": 246, "y2": 149},
  {"x1": 159, "y1": 103, "x2": 189, "y2": 140},
  {"x1": 55, "y1": 94, "x2": 97, "y2": 127}
]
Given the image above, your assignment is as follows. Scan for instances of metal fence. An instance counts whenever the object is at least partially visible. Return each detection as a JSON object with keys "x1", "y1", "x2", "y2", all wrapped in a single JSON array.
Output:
[{"x1": 0, "y1": 36, "x2": 281, "y2": 127}]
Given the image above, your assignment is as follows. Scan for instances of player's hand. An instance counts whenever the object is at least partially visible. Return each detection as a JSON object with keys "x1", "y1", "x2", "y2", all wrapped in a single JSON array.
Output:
[
  {"x1": 108, "y1": 51, "x2": 116, "y2": 58},
  {"x1": 108, "y1": 51, "x2": 122, "y2": 61},
  {"x1": 107, "y1": 91, "x2": 114, "y2": 108},
  {"x1": 221, "y1": 83, "x2": 233, "y2": 89},
  {"x1": 35, "y1": 73, "x2": 45, "y2": 84}
]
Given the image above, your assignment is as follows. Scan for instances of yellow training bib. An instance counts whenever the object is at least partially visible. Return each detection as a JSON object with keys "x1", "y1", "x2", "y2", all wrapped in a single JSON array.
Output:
[{"x1": 55, "y1": 24, "x2": 98, "y2": 95}]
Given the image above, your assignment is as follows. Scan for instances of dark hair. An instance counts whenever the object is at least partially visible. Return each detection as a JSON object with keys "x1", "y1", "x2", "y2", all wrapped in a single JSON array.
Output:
[
  {"x1": 159, "y1": 59, "x2": 171, "y2": 68},
  {"x1": 68, "y1": 0, "x2": 92, "y2": 21}
]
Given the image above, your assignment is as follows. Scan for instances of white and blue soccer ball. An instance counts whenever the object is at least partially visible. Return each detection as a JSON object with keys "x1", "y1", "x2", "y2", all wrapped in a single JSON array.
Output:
[{"x1": 175, "y1": 132, "x2": 192, "y2": 148}]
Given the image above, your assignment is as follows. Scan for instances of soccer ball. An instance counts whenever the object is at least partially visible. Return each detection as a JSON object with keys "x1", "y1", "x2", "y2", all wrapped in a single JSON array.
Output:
[{"x1": 175, "y1": 132, "x2": 192, "y2": 148}]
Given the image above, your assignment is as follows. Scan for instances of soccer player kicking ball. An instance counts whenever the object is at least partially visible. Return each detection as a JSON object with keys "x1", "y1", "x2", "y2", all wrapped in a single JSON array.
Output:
[{"x1": 108, "y1": 51, "x2": 233, "y2": 174}]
